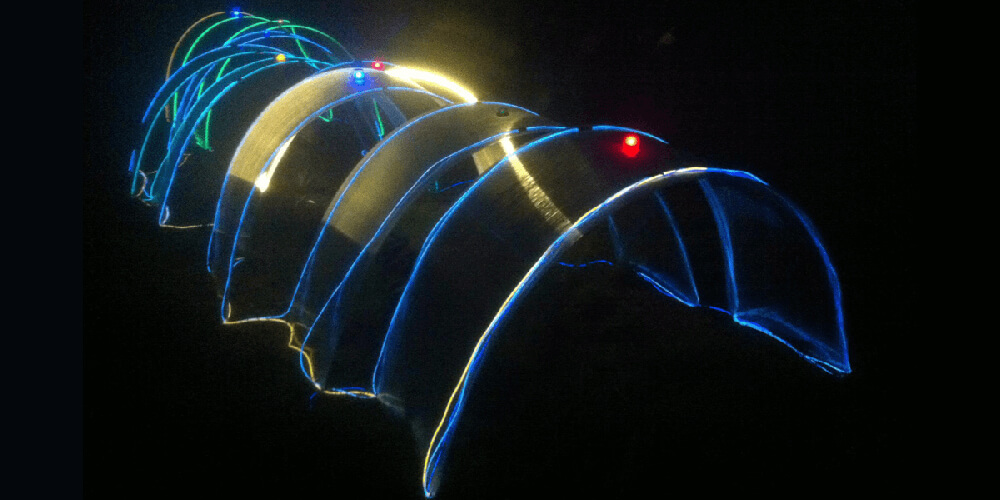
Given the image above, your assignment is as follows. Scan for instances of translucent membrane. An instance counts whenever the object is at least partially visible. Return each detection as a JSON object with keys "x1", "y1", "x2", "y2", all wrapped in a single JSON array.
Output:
[
  {"x1": 133, "y1": 17, "x2": 353, "y2": 230},
  {"x1": 162, "y1": 59, "x2": 339, "y2": 227},
  {"x1": 362, "y1": 128, "x2": 847, "y2": 496},
  {"x1": 131, "y1": 12, "x2": 850, "y2": 499},
  {"x1": 209, "y1": 68, "x2": 465, "y2": 322},
  {"x1": 160, "y1": 59, "x2": 333, "y2": 226},
  {"x1": 284, "y1": 103, "x2": 561, "y2": 390}
]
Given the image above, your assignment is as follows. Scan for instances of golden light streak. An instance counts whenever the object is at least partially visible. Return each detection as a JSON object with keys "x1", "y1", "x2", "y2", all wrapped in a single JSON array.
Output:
[
  {"x1": 470, "y1": 139, "x2": 508, "y2": 175},
  {"x1": 219, "y1": 314, "x2": 374, "y2": 398},
  {"x1": 384, "y1": 66, "x2": 478, "y2": 103},
  {"x1": 255, "y1": 133, "x2": 296, "y2": 192},
  {"x1": 499, "y1": 136, "x2": 572, "y2": 231},
  {"x1": 160, "y1": 222, "x2": 214, "y2": 229}
]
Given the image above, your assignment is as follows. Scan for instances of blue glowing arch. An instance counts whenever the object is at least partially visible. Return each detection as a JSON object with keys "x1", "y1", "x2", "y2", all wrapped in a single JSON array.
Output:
[
  {"x1": 207, "y1": 66, "x2": 478, "y2": 322},
  {"x1": 128, "y1": 11, "x2": 851, "y2": 498},
  {"x1": 132, "y1": 15, "x2": 353, "y2": 228},
  {"x1": 357, "y1": 127, "x2": 847, "y2": 495}
]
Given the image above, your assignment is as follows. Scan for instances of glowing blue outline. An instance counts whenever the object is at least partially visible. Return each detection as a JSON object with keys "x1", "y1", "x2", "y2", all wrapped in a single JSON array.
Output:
[
  {"x1": 156, "y1": 58, "x2": 341, "y2": 223},
  {"x1": 782, "y1": 197, "x2": 848, "y2": 369},
  {"x1": 372, "y1": 127, "x2": 581, "y2": 394},
  {"x1": 144, "y1": 53, "x2": 347, "y2": 206},
  {"x1": 214, "y1": 84, "x2": 457, "y2": 319},
  {"x1": 654, "y1": 189, "x2": 700, "y2": 304},
  {"x1": 206, "y1": 64, "x2": 447, "y2": 273},
  {"x1": 734, "y1": 309, "x2": 844, "y2": 374},
  {"x1": 556, "y1": 259, "x2": 614, "y2": 268},
  {"x1": 635, "y1": 269, "x2": 698, "y2": 308},
  {"x1": 294, "y1": 123, "x2": 566, "y2": 388},
  {"x1": 728, "y1": 190, "x2": 849, "y2": 373},
  {"x1": 591, "y1": 125, "x2": 669, "y2": 144},
  {"x1": 700, "y1": 180, "x2": 738, "y2": 312},
  {"x1": 260, "y1": 24, "x2": 353, "y2": 62},
  {"x1": 143, "y1": 47, "x2": 261, "y2": 122},
  {"x1": 227, "y1": 32, "x2": 338, "y2": 61},
  {"x1": 429, "y1": 179, "x2": 474, "y2": 193},
  {"x1": 178, "y1": 13, "x2": 255, "y2": 70},
  {"x1": 135, "y1": 50, "x2": 272, "y2": 194},
  {"x1": 284, "y1": 101, "x2": 540, "y2": 319},
  {"x1": 191, "y1": 54, "x2": 280, "y2": 150},
  {"x1": 135, "y1": 63, "x2": 217, "y2": 198},
  {"x1": 128, "y1": 12, "x2": 853, "y2": 497},
  {"x1": 204, "y1": 64, "x2": 381, "y2": 272},
  {"x1": 150, "y1": 55, "x2": 316, "y2": 202},
  {"x1": 216, "y1": 83, "x2": 458, "y2": 311},
  {"x1": 418, "y1": 165, "x2": 840, "y2": 497},
  {"x1": 607, "y1": 215, "x2": 625, "y2": 257},
  {"x1": 150, "y1": 37, "x2": 335, "y2": 128},
  {"x1": 175, "y1": 64, "x2": 214, "y2": 133},
  {"x1": 154, "y1": 79, "x2": 241, "y2": 219}
]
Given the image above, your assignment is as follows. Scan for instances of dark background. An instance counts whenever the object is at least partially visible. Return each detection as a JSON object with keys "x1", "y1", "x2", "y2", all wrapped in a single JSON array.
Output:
[{"x1": 84, "y1": 1, "x2": 916, "y2": 498}]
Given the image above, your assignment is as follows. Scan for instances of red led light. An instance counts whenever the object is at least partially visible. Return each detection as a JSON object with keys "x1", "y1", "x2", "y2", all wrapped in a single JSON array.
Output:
[
  {"x1": 372, "y1": 61, "x2": 384, "y2": 70},
  {"x1": 622, "y1": 134, "x2": 640, "y2": 158}
]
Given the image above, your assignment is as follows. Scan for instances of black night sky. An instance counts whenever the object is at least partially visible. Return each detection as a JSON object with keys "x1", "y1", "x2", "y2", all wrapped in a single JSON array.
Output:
[{"x1": 84, "y1": 1, "x2": 916, "y2": 498}]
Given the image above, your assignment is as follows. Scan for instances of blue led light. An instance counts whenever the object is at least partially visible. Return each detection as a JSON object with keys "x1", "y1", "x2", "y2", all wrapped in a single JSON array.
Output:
[{"x1": 352, "y1": 69, "x2": 365, "y2": 84}]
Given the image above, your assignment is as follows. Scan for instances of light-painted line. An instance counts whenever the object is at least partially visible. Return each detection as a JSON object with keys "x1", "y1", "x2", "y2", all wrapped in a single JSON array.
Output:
[
  {"x1": 499, "y1": 136, "x2": 572, "y2": 231},
  {"x1": 385, "y1": 66, "x2": 477, "y2": 103}
]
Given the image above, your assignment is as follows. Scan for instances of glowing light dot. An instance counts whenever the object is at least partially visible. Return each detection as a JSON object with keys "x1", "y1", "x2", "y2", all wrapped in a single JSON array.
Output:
[
  {"x1": 275, "y1": 54, "x2": 286, "y2": 62},
  {"x1": 372, "y1": 61, "x2": 384, "y2": 70},
  {"x1": 352, "y1": 69, "x2": 366, "y2": 84},
  {"x1": 622, "y1": 134, "x2": 640, "y2": 158}
]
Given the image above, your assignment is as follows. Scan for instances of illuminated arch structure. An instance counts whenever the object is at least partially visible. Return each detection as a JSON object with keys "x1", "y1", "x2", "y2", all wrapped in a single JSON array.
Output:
[{"x1": 130, "y1": 10, "x2": 851, "y2": 498}]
